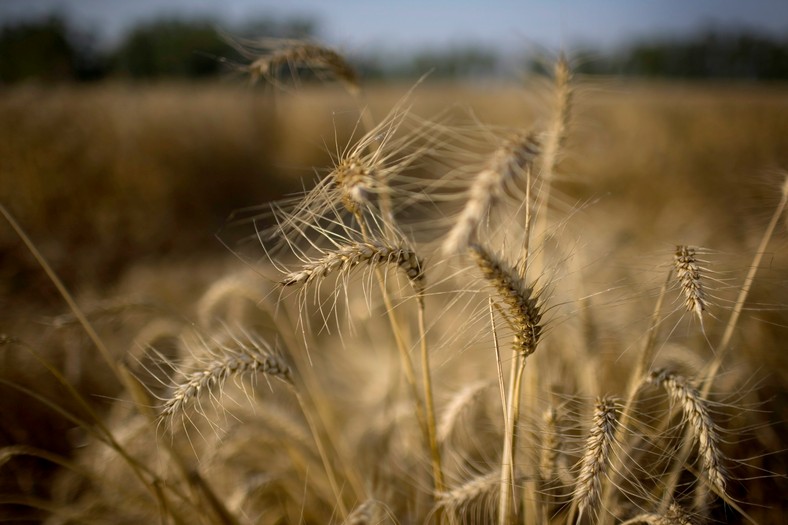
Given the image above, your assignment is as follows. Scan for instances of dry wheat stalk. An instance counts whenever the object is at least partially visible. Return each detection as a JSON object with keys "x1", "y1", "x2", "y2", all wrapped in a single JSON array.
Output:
[
  {"x1": 161, "y1": 332, "x2": 292, "y2": 417},
  {"x1": 470, "y1": 243, "x2": 542, "y2": 358},
  {"x1": 574, "y1": 396, "x2": 618, "y2": 524},
  {"x1": 443, "y1": 132, "x2": 541, "y2": 254},
  {"x1": 674, "y1": 246, "x2": 706, "y2": 320},
  {"x1": 280, "y1": 241, "x2": 424, "y2": 291},
  {"x1": 646, "y1": 370, "x2": 726, "y2": 496}
]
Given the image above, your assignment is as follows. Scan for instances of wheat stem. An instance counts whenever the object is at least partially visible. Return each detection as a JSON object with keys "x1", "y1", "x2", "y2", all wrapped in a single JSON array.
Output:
[{"x1": 418, "y1": 294, "x2": 445, "y2": 492}]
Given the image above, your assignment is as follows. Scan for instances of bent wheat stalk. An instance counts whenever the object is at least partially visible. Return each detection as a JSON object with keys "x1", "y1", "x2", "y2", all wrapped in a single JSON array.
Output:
[{"x1": 470, "y1": 243, "x2": 543, "y2": 524}]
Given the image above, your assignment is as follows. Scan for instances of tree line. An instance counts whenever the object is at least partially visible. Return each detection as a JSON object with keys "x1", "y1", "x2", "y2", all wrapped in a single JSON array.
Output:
[{"x1": 1, "y1": 15, "x2": 786, "y2": 83}]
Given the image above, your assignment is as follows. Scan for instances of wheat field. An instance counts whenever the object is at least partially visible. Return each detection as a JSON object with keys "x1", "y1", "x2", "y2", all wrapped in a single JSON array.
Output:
[{"x1": 1, "y1": 45, "x2": 787, "y2": 524}]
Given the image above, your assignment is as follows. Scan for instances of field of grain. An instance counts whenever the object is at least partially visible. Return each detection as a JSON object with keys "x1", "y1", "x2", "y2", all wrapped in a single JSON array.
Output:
[{"x1": 1, "y1": 59, "x2": 787, "y2": 524}]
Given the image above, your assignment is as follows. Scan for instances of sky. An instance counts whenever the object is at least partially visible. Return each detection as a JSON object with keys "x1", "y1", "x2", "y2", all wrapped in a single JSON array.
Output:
[{"x1": 1, "y1": 0, "x2": 787, "y2": 55}]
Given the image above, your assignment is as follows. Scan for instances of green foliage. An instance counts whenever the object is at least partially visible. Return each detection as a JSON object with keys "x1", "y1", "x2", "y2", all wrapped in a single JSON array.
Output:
[
  {"x1": 574, "y1": 30, "x2": 788, "y2": 80},
  {"x1": 110, "y1": 19, "x2": 233, "y2": 79},
  {"x1": 0, "y1": 16, "x2": 78, "y2": 83}
]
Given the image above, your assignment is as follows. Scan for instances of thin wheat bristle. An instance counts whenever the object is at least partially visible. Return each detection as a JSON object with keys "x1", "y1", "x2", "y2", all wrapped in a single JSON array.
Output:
[
  {"x1": 443, "y1": 132, "x2": 541, "y2": 254},
  {"x1": 162, "y1": 332, "x2": 293, "y2": 418},
  {"x1": 647, "y1": 370, "x2": 726, "y2": 496},
  {"x1": 469, "y1": 243, "x2": 542, "y2": 357},
  {"x1": 674, "y1": 246, "x2": 706, "y2": 320},
  {"x1": 280, "y1": 241, "x2": 424, "y2": 290},
  {"x1": 575, "y1": 396, "x2": 618, "y2": 523}
]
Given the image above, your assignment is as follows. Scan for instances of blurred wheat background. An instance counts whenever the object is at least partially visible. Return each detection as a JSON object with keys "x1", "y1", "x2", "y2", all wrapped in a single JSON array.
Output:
[{"x1": 1, "y1": 2, "x2": 787, "y2": 524}]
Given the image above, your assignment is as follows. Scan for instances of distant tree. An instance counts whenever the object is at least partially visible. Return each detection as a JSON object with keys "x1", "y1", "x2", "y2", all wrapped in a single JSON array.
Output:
[
  {"x1": 620, "y1": 30, "x2": 788, "y2": 80},
  {"x1": 393, "y1": 46, "x2": 499, "y2": 79},
  {"x1": 110, "y1": 19, "x2": 233, "y2": 78},
  {"x1": 0, "y1": 16, "x2": 79, "y2": 83}
]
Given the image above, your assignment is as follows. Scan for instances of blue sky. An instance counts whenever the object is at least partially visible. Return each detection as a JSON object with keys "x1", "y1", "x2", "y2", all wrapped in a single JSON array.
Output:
[{"x1": 1, "y1": 0, "x2": 787, "y2": 54}]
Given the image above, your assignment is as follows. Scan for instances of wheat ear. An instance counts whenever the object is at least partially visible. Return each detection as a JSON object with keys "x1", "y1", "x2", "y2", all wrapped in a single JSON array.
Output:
[
  {"x1": 470, "y1": 244, "x2": 542, "y2": 358},
  {"x1": 281, "y1": 241, "x2": 423, "y2": 290},
  {"x1": 469, "y1": 243, "x2": 542, "y2": 524},
  {"x1": 647, "y1": 370, "x2": 726, "y2": 496},
  {"x1": 619, "y1": 502, "x2": 694, "y2": 525},
  {"x1": 443, "y1": 132, "x2": 541, "y2": 255},
  {"x1": 573, "y1": 396, "x2": 618, "y2": 524},
  {"x1": 539, "y1": 406, "x2": 563, "y2": 483},
  {"x1": 657, "y1": 175, "x2": 788, "y2": 512},
  {"x1": 161, "y1": 333, "x2": 292, "y2": 418},
  {"x1": 674, "y1": 246, "x2": 706, "y2": 321},
  {"x1": 242, "y1": 39, "x2": 360, "y2": 94},
  {"x1": 434, "y1": 470, "x2": 502, "y2": 521},
  {"x1": 437, "y1": 380, "x2": 488, "y2": 444}
]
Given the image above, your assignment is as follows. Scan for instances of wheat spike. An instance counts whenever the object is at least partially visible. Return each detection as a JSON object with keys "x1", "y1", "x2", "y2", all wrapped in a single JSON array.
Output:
[
  {"x1": 647, "y1": 370, "x2": 726, "y2": 496},
  {"x1": 280, "y1": 240, "x2": 424, "y2": 290},
  {"x1": 241, "y1": 38, "x2": 360, "y2": 93},
  {"x1": 435, "y1": 470, "x2": 501, "y2": 520},
  {"x1": 443, "y1": 132, "x2": 540, "y2": 254},
  {"x1": 574, "y1": 396, "x2": 618, "y2": 524},
  {"x1": 674, "y1": 246, "x2": 706, "y2": 320},
  {"x1": 437, "y1": 380, "x2": 488, "y2": 444},
  {"x1": 470, "y1": 243, "x2": 542, "y2": 357},
  {"x1": 620, "y1": 502, "x2": 695, "y2": 525},
  {"x1": 162, "y1": 331, "x2": 292, "y2": 418},
  {"x1": 539, "y1": 405, "x2": 563, "y2": 482}
]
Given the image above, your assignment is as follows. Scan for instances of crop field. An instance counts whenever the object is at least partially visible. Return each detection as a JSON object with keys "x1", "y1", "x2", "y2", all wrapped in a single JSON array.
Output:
[{"x1": 1, "y1": 51, "x2": 787, "y2": 524}]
